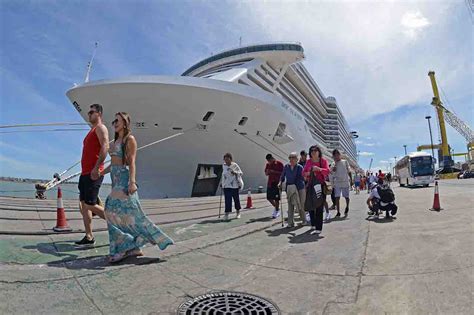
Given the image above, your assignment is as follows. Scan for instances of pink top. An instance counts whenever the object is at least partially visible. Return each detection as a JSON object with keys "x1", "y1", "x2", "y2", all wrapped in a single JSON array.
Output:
[{"x1": 303, "y1": 158, "x2": 330, "y2": 183}]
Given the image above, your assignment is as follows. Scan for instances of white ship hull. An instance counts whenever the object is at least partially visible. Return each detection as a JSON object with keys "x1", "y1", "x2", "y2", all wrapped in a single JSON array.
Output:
[{"x1": 67, "y1": 76, "x2": 315, "y2": 198}]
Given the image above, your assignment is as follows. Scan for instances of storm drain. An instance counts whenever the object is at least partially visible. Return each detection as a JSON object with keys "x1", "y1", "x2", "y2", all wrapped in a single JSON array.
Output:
[{"x1": 177, "y1": 291, "x2": 280, "y2": 314}]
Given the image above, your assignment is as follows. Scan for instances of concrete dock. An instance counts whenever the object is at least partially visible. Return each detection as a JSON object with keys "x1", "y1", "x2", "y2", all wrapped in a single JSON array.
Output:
[{"x1": 0, "y1": 180, "x2": 472, "y2": 314}]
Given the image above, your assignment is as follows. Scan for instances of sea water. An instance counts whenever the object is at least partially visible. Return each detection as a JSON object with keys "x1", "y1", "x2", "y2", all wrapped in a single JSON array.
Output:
[{"x1": 0, "y1": 180, "x2": 111, "y2": 200}]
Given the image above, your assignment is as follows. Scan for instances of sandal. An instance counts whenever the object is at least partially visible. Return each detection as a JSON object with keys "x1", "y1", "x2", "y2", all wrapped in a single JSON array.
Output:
[
  {"x1": 127, "y1": 248, "x2": 144, "y2": 257},
  {"x1": 108, "y1": 252, "x2": 126, "y2": 263}
]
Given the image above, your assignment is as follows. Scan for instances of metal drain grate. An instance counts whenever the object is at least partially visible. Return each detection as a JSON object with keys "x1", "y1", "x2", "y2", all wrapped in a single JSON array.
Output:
[{"x1": 177, "y1": 291, "x2": 280, "y2": 315}]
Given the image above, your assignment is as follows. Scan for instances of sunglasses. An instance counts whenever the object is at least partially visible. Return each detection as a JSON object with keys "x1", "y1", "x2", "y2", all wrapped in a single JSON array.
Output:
[
  {"x1": 111, "y1": 119, "x2": 119, "y2": 125},
  {"x1": 88, "y1": 110, "x2": 98, "y2": 115}
]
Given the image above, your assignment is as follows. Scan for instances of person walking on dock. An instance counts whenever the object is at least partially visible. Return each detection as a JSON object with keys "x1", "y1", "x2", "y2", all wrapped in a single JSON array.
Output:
[
  {"x1": 331, "y1": 149, "x2": 352, "y2": 217},
  {"x1": 265, "y1": 154, "x2": 284, "y2": 218},
  {"x1": 354, "y1": 173, "x2": 361, "y2": 194},
  {"x1": 278, "y1": 152, "x2": 306, "y2": 227},
  {"x1": 298, "y1": 150, "x2": 307, "y2": 168},
  {"x1": 368, "y1": 172, "x2": 376, "y2": 194},
  {"x1": 303, "y1": 145, "x2": 329, "y2": 234},
  {"x1": 75, "y1": 104, "x2": 109, "y2": 247},
  {"x1": 101, "y1": 112, "x2": 173, "y2": 263},
  {"x1": 221, "y1": 153, "x2": 243, "y2": 221}
]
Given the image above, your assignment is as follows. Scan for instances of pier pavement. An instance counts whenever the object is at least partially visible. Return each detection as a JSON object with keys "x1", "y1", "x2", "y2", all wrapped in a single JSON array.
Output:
[{"x1": 0, "y1": 180, "x2": 472, "y2": 314}]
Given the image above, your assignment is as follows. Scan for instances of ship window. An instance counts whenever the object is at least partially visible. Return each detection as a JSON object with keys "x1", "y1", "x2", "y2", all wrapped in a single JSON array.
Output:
[
  {"x1": 274, "y1": 122, "x2": 286, "y2": 137},
  {"x1": 202, "y1": 111, "x2": 215, "y2": 122},
  {"x1": 238, "y1": 117, "x2": 248, "y2": 126}
]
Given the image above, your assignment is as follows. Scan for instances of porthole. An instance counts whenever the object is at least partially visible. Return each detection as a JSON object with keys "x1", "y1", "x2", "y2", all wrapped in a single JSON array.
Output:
[
  {"x1": 202, "y1": 111, "x2": 215, "y2": 122},
  {"x1": 238, "y1": 117, "x2": 248, "y2": 126}
]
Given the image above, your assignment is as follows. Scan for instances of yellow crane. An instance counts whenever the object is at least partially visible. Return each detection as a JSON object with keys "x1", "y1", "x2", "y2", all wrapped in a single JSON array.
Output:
[{"x1": 421, "y1": 71, "x2": 474, "y2": 174}]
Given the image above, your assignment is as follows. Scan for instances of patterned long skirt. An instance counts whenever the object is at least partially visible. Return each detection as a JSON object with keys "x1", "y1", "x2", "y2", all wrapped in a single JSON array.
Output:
[{"x1": 105, "y1": 166, "x2": 174, "y2": 255}]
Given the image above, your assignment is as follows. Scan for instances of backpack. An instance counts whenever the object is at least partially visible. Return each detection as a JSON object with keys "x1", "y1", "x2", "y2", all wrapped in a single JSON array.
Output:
[{"x1": 377, "y1": 184, "x2": 395, "y2": 203}]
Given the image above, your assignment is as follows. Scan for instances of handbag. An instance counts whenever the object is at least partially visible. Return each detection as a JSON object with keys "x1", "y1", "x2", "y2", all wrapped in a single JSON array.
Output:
[
  {"x1": 230, "y1": 163, "x2": 244, "y2": 190},
  {"x1": 317, "y1": 160, "x2": 332, "y2": 195},
  {"x1": 304, "y1": 170, "x2": 325, "y2": 212},
  {"x1": 324, "y1": 180, "x2": 333, "y2": 195},
  {"x1": 235, "y1": 174, "x2": 244, "y2": 190}
]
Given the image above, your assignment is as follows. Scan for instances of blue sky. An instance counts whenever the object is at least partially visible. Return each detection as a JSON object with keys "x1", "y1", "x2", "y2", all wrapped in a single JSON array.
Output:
[{"x1": 0, "y1": 0, "x2": 472, "y2": 179}]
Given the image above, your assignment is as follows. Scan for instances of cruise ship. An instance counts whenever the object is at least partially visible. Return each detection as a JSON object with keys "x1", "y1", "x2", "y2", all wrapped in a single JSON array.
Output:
[{"x1": 67, "y1": 43, "x2": 358, "y2": 198}]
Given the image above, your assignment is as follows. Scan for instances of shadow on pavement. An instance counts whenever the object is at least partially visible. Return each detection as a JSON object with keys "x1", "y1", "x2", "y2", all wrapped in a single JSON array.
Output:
[
  {"x1": 324, "y1": 215, "x2": 349, "y2": 224},
  {"x1": 23, "y1": 241, "x2": 109, "y2": 262},
  {"x1": 24, "y1": 241, "x2": 164, "y2": 270},
  {"x1": 246, "y1": 217, "x2": 274, "y2": 224},
  {"x1": 265, "y1": 225, "x2": 304, "y2": 237},
  {"x1": 197, "y1": 218, "x2": 224, "y2": 224},
  {"x1": 288, "y1": 229, "x2": 324, "y2": 244},
  {"x1": 47, "y1": 255, "x2": 165, "y2": 270},
  {"x1": 365, "y1": 216, "x2": 397, "y2": 223}
]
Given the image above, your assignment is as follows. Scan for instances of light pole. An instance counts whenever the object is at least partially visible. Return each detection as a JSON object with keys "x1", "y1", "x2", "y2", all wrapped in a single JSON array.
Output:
[
  {"x1": 393, "y1": 156, "x2": 397, "y2": 174},
  {"x1": 403, "y1": 145, "x2": 407, "y2": 155},
  {"x1": 425, "y1": 115, "x2": 435, "y2": 162}
]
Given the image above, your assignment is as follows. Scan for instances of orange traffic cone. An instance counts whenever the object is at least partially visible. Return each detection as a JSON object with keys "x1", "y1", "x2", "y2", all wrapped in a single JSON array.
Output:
[
  {"x1": 53, "y1": 186, "x2": 72, "y2": 232},
  {"x1": 429, "y1": 181, "x2": 443, "y2": 211},
  {"x1": 245, "y1": 189, "x2": 254, "y2": 209}
]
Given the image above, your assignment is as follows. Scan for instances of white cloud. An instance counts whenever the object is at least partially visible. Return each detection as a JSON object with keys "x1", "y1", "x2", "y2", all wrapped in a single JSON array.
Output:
[
  {"x1": 379, "y1": 160, "x2": 389, "y2": 164},
  {"x1": 235, "y1": 1, "x2": 467, "y2": 122},
  {"x1": 359, "y1": 151, "x2": 375, "y2": 157},
  {"x1": 401, "y1": 11, "x2": 430, "y2": 39}
]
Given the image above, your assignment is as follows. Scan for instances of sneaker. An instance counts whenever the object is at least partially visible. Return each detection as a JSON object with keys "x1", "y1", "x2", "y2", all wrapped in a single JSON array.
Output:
[
  {"x1": 223, "y1": 213, "x2": 229, "y2": 221},
  {"x1": 272, "y1": 209, "x2": 280, "y2": 218},
  {"x1": 391, "y1": 205, "x2": 398, "y2": 216},
  {"x1": 335, "y1": 212, "x2": 341, "y2": 217},
  {"x1": 75, "y1": 236, "x2": 95, "y2": 247},
  {"x1": 315, "y1": 230, "x2": 322, "y2": 234},
  {"x1": 325, "y1": 212, "x2": 331, "y2": 221},
  {"x1": 236, "y1": 211, "x2": 241, "y2": 219}
]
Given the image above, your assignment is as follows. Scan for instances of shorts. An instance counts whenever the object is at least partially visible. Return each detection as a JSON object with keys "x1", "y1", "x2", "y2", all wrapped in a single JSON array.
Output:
[
  {"x1": 334, "y1": 186, "x2": 350, "y2": 198},
  {"x1": 78, "y1": 174, "x2": 104, "y2": 206},
  {"x1": 355, "y1": 181, "x2": 360, "y2": 187},
  {"x1": 266, "y1": 183, "x2": 280, "y2": 201}
]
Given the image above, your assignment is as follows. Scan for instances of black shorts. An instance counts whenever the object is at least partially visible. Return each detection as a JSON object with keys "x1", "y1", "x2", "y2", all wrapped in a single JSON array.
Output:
[
  {"x1": 78, "y1": 174, "x2": 104, "y2": 206},
  {"x1": 266, "y1": 183, "x2": 280, "y2": 201}
]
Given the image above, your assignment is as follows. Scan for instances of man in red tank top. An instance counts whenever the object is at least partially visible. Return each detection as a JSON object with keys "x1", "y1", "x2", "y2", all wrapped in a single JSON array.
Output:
[{"x1": 75, "y1": 104, "x2": 109, "y2": 247}]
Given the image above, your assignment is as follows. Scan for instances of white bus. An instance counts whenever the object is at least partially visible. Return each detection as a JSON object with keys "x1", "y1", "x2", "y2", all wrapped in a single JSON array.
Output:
[{"x1": 395, "y1": 152, "x2": 435, "y2": 187}]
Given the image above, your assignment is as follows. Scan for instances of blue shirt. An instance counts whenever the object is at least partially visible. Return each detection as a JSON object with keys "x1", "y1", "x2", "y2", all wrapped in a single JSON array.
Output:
[{"x1": 280, "y1": 164, "x2": 305, "y2": 191}]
